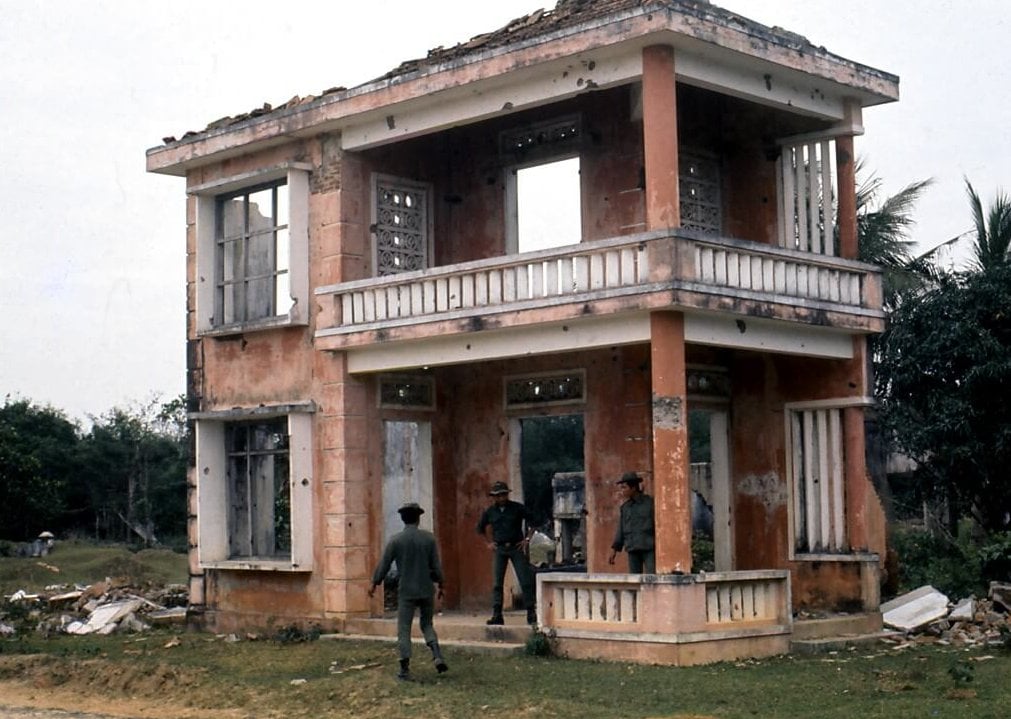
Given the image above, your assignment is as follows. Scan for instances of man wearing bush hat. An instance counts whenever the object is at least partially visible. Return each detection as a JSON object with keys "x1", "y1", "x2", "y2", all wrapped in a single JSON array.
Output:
[
  {"x1": 608, "y1": 471, "x2": 656, "y2": 573},
  {"x1": 369, "y1": 502, "x2": 448, "y2": 680},
  {"x1": 477, "y1": 481, "x2": 537, "y2": 625}
]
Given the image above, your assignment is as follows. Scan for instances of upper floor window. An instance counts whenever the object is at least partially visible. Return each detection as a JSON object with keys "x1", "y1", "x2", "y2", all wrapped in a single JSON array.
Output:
[
  {"x1": 191, "y1": 164, "x2": 310, "y2": 335},
  {"x1": 216, "y1": 181, "x2": 290, "y2": 325},
  {"x1": 679, "y1": 149, "x2": 722, "y2": 235}
]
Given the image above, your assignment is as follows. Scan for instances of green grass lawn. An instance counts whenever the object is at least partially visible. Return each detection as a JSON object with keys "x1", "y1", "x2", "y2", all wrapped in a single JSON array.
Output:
[
  {"x1": 1, "y1": 630, "x2": 1008, "y2": 719},
  {"x1": 0, "y1": 540, "x2": 187, "y2": 594},
  {"x1": 2, "y1": 545, "x2": 1007, "y2": 718}
]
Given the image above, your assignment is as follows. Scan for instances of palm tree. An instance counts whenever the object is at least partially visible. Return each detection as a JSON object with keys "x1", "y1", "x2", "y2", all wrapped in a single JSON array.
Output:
[
  {"x1": 965, "y1": 179, "x2": 1011, "y2": 273},
  {"x1": 854, "y1": 162, "x2": 935, "y2": 308}
]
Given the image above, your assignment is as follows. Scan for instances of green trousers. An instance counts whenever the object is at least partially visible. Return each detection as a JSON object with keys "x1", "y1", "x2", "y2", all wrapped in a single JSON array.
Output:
[{"x1": 397, "y1": 596, "x2": 438, "y2": 660}]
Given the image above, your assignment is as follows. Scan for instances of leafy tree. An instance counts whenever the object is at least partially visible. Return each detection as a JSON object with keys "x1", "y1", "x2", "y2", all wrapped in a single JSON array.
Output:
[
  {"x1": 854, "y1": 164, "x2": 935, "y2": 308},
  {"x1": 77, "y1": 397, "x2": 187, "y2": 544},
  {"x1": 0, "y1": 398, "x2": 79, "y2": 540},
  {"x1": 965, "y1": 180, "x2": 1011, "y2": 273},
  {"x1": 877, "y1": 263, "x2": 1011, "y2": 533}
]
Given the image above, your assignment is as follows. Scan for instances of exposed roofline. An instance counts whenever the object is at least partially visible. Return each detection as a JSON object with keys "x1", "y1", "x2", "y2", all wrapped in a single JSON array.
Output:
[{"x1": 147, "y1": 0, "x2": 898, "y2": 176}]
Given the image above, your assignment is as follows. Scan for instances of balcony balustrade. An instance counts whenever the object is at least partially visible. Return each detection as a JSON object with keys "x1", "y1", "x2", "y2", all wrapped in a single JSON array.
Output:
[{"x1": 314, "y1": 230, "x2": 882, "y2": 343}]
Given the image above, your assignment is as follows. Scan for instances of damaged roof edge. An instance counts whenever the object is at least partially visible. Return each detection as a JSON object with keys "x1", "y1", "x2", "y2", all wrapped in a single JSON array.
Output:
[{"x1": 147, "y1": 0, "x2": 899, "y2": 174}]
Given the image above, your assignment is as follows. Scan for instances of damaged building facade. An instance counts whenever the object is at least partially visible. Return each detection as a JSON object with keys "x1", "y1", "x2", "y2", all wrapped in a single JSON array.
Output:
[{"x1": 147, "y1": 0, "x2": 898, "y2": 664}]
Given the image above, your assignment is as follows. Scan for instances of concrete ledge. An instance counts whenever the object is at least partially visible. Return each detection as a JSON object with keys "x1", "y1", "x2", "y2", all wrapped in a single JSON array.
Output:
[
  {"x1": 553, "y1": 632, "x2": 791, "y2": 666},
  {"x1": 792, "y1": 612, "x2": 882, "y2": 640},
  {"x1": 322, "y1": 633, "x2": 525, "y2": 657},
  {"x1": 791, "y1": 631, "x2": 900, "y2": 655}
]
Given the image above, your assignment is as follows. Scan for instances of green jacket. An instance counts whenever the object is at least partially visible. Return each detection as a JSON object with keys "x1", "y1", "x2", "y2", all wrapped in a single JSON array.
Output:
[
  {"x1": 372, "y1": 525, "x2": 444, "y2": 600},
  {"x1": 612, "y1": 493, "x2": 655, "y2": 552}
]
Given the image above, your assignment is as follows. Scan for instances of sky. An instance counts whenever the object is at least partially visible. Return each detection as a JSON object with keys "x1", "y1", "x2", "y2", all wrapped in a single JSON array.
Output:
[{"x1": 1, "y1": 0, "x2": 1007, "y2": 423}]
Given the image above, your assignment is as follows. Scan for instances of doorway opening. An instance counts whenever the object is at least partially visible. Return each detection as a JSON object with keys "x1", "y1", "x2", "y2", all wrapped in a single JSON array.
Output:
[
  {"x1": 518, "y1": 414, "x2": 585, "y2": 569},
  {"x1": 688, "y1": 407, "x2": 732, "y2": 572}
]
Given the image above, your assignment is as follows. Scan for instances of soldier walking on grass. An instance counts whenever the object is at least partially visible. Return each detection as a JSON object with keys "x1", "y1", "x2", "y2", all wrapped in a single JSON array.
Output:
[
  {"x1": 368, "y1": 502, "x2": 448, "y2": 681},
  {"x1": 477, "y1": 481, "x2": 537, "y2": 625}
]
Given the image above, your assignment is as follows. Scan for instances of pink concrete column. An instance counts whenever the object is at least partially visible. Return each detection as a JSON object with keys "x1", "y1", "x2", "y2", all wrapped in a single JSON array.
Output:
[
  {"x1": 650, "y1": 311, "x2": 692, "y2": 573},
  {"x1": 642, "y1": 45, "x2": 680, "y2": 230},
  {"x1": 836, "y1": 134, "x2": 858, "y2": 260}
]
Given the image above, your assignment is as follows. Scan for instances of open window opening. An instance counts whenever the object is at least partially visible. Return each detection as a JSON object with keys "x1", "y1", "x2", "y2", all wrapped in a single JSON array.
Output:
[{"x1": 510, "y1": 157, "x2": 582, "y2": 254}]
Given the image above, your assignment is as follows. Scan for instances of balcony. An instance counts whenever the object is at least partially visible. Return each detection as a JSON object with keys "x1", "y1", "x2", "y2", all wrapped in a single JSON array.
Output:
[{"x1": 314, "y1": 230, "x2": 883, "y2": 355}]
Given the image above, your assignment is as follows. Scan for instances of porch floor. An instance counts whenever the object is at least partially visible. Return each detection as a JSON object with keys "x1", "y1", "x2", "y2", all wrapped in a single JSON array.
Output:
[
  {"x1": 327, "y1": 609, "x2": 534, "y2": 656},
  {"x1": 327, "y1": 609, "x2": 890, "y2": 661}
]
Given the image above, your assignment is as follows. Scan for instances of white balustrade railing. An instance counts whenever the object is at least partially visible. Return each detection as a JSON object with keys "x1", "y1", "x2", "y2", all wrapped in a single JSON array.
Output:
[
  {"x1": 315, "y1": 231, "x2": 877, "y2": 335},
  {"x1": 704, "y1": 576, "x2": 782, "y2": 624},
  {"x1": 694, "y1": 241, "x2": 864, "y2": 305},
  {"x1": 320, "y1": 237, "x2": 649, "y2": 330},
  {"x1": 538, "y1": 570, "x2": 790, "y2": 630}
]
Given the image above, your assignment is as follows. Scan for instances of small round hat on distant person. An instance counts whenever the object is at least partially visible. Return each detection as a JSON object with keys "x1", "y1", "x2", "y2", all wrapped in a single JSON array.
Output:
[
  {"x1": 397, "y1": 502, "x2": 425, "y2": 519},
  {"x1": 615, "y1": 471, "x2": 643, "y2": 487},
  {"x1": 488, "y1": 481, "x2": 511, "y2": 496}
]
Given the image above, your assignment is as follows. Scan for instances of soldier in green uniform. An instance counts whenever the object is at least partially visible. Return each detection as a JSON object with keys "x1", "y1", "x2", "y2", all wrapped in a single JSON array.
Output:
[
  {"x1": 608, "y1": 471, "x2": 656, "y2": 573},
  {"x1": 368, "y1": 502, "x2": 448, "y2": 681},
  {"x1": 477, "y1": 481, "x2": 537, "y2": 625}
]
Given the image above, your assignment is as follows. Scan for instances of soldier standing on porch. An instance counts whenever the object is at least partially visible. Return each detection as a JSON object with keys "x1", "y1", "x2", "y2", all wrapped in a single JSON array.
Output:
[
  {"x1": 368, "y1": 502, "x2": 449, "y2": 681},
  {"x1": 477, "y1": 481, "x2": 537, "y2": 625},
  {"x1": 608, "y1": 471, "x2": 656, "y2": 573}
]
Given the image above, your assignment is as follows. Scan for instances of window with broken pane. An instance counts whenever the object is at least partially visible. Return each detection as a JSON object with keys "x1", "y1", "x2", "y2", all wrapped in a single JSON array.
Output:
[
  {"x1": 225, "y1": 418, "x2": 291, "y2": 559},
  {"x1": 215, "y1": 180, "x2": 291, "y2": 325}
]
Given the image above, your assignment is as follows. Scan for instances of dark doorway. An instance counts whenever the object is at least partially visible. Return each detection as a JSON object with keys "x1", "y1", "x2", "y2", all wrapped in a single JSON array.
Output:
[{"x1": 520, "y1": 414, "x2": 584, "y2": 528}]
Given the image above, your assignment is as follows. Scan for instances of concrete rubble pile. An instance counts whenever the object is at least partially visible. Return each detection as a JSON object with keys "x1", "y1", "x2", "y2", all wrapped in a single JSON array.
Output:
[
  {"x1": 881, "y1": 581, "x2": 1011, "y2": 649},
  {"x1": 1, "y1": 579, "x2": 188, "y2": 637}
]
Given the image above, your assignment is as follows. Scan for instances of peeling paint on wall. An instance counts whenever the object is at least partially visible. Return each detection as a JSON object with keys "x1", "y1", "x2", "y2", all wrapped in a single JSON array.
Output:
[
  {"x1": 737, "y1": 472, "x2": 787, "y2": 512},
  {"x1": 652, "y1": 394, "x2": 683, "y2": 430}
]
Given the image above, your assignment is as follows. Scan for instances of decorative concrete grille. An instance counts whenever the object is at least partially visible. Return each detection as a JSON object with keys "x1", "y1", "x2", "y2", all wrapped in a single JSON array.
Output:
[
  {"x1": 375, "y1": 180, "x2": 427, "y2": 275},
  {"x1": 499, "y1": 115, "x2": 581, "y2": 157},
  {"x1": 679, "y1": 150, "x2": 722, "y2": 234},
  {"x1": 379, "y1": 375, "x2": 435, "y2": 409},
  {"x1": 505, "y1": 372, "x2": 585, "y2": 407},
  {"x1": 686, "y1": 369, "x2": 730, "y2": 398}
]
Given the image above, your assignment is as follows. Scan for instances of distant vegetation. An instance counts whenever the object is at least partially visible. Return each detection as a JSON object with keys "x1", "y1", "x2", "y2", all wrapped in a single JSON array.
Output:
[{"x1": 0, "y1": 395, "x2": 187, "y2": 549}]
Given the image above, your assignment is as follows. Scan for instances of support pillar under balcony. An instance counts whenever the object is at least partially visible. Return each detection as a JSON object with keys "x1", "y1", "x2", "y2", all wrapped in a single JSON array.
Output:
[
  {"x1": 650, "y1": 311, "x2": 692, "y2": 573},
  {"x1": 642, "y1": 45, "x2": 680, "y2": 231},
  {"x1": 836, "y1": 133, "x2": 858, "y2": 260}
]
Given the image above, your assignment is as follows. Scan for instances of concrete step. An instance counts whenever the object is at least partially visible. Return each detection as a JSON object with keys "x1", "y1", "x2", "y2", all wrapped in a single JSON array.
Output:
[
  {"x1": 792, "y1": 612, "x2": 883, "y2": 640},
  {"x1": 323, "y1": 633, "x2": 525, "y2": 657},
  {"x1": 342, "y1": 610, "x2": 535, "y2": 645},
  {"x1": 791, "y1": 630, "x2": 902, "y2": 655}
]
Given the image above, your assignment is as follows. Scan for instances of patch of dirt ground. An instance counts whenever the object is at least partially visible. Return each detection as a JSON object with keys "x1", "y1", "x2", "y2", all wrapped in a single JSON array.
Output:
[{"x1": 0, "y1": 655, "x2": 242, "y2": 719}]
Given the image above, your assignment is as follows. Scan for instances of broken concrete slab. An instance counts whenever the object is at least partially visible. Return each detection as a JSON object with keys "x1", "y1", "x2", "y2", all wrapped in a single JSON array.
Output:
[
  {"x1": 66, "y1": 599, "x2": 143, "y2": 635},
  {"x1": 881, "y1": 585, "x2": 950, "y2": 631},
  {"x1": 949, "y1": 596, "x2": 975, "y2": 621},
  {"x1": 989, "y1": 582, "x2": 1011, "y2": 612}
]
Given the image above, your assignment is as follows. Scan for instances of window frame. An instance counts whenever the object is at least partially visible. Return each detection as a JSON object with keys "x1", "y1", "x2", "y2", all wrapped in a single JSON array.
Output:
[
  {"x1": 504, "y1": 152, "x2": 583, "y2": 255},
  {"x1": 192, "y1": 164, "x2": 310, "y2": 336},
  {"x1": 193, "y1": 404, "x2": 314, "y2": 572},
  {"x1": 784, "y1": 397, "x2": 871, "y2": 560}
]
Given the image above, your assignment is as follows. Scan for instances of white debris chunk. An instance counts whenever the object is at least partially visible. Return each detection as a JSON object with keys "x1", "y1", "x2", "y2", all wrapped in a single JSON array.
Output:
[{"x1": 881, "y1": 585, "x2": 950, "y2": 631}]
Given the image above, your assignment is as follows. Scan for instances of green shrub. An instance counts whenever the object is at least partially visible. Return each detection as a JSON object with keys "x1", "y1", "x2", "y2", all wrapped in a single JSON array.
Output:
[
  {"x1": 890, "y1": 523, "x2": 984, "y2": 599},
  {"x1": 524, "y1": 630, "x2": 554, "y2": 657},
  {"x1": 979, "y1": 531, "x2": 1011, "y2": 583}
]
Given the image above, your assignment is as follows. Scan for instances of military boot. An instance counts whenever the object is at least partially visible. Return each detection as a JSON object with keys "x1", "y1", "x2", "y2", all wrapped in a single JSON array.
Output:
[
  {"x1": 397, "y1": 658, "x2": 412, "y2": 681},
  {"x1": 486, "y1": 605, "x2": 505, "y2": 625},
  {"x1": 427, "y1": 640, "x2": 449, "y2": 674}
]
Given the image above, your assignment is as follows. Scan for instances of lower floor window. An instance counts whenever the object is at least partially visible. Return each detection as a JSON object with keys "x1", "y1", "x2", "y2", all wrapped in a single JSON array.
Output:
[
  {"x1": 788, "y1": 406, "x2": 847, "y2": 554},
  {"x1": 195, "y1": 408, "x2": 313, "y2": 570},
  {"x1": 226, "y1": 419, "x2": 291, "y2": 559}
]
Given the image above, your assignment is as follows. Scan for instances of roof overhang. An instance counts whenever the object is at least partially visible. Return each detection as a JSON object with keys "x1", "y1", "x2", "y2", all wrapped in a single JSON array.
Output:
[{"x1": 147, "y1": 3, "x2": 898, "y2": 176}]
